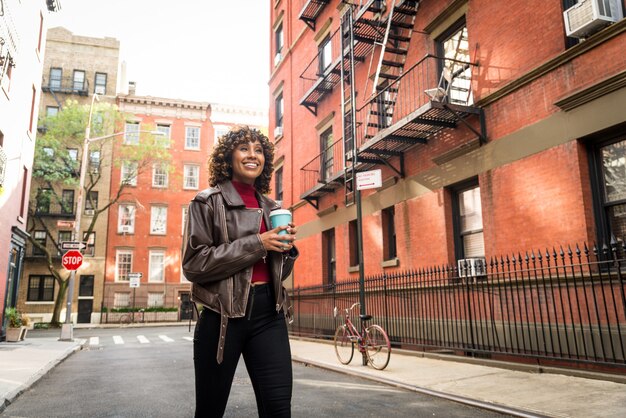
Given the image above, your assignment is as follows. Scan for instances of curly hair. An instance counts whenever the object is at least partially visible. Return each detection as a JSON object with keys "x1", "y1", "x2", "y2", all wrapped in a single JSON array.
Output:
[{"x1": 208, "y1": 125, "x2": 275, "y2": 194}]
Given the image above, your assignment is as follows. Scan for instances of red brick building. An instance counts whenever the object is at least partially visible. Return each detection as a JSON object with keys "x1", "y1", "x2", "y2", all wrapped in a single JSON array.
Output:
[{"x1": 269, "y1": 0, "x2": 626, "y2": 288}]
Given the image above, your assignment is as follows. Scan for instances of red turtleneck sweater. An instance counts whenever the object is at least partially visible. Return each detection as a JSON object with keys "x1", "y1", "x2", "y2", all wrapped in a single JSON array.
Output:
[{"x1": 232, "y1": 181, "x2": 270, "y2": 284}]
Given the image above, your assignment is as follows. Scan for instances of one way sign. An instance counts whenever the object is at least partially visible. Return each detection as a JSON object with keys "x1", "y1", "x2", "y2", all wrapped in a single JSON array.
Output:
[{"x1": 61, "y1": 241, "x2": 86, "y2": 250}]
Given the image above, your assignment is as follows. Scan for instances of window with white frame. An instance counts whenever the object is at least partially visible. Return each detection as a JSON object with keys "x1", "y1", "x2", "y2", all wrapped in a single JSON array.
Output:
[
  {"x1": 152, "y1": 164, "x2": 168, "y2": 188},
  {"x1": 94, "y1": 72, "x2": 107, "y2": 95},
  {"x1": 114, "y1": 292, "x2": 131, "y2": 308},
  {"x1": 182, "y1": 206, "x2": 189, "y2": 235},
  {"x1": 184, "y1": 164, "x2": 199, "y2": 189},
  {"x1": 73, "y1": 70, "x2": 86, "y2": 92},
  {"x1": 148, "y1": 292, "x2": 164, "y2": 307},
  {"x1": 121, "y1": 161, "x2": 138, "y2": 186},
  {"x1": 150, "y1": 206, "x2": 167, "y2": 235},
  {"x1": 149, "y1": 250, "x2": 165, "y2": 282},
  {"x1": 185, "y1": 126, "x2": 200, "y2": 150},
  {"x1": 118, "y1": 204, "x2": 135, "y2": 234},
  {"x1": 115, "y1": 250, "x2": 133, "y2": 281},
  {"x1": 124, "y1": 122, "x2": 140, "y2": 145},
  {"x1": 318, "y1": 35, "x2": 333, "y2": 74},
  {"x1": 275, "y1": 93, "x2": 284, "y2": 129},
  {"x1": 156, "y1": 124, "x2": 171, "y2": 147},
  {"x1": 46, "y1": 106, "x2": 59, "y2": 117},
  {"x1": 214, "y1": 125, "x2": 229, "y2": 144}
]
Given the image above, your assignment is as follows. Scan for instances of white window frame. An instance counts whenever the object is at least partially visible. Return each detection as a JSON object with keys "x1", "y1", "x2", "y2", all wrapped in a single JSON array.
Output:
[
  {"x1": 214, "y1": 125, "x2": 230, "y2": 145},
  {"x1": 148, "y1": 292, "x2": 165, "y2": 307},
  {"x1": 124, "y1": 122, "x2": 140, "y2": 145},
  {"x1": 183, "y1": 164, "x2": 200, "y2": 190},
  {"x1": 118, "y1": 204, "x2": 135, "y2": 234},
  {"x1": 148, "y1": 250, "x2": 165, "y2": 283},
  {"x1": 150, "y1": 206, "x2": 168, "y2": 235},
  {"x1": 156, "y1": 123, "x2": 171, "y2": 148},
  {"x1": 152, "y1": 164, "x2": 168, "y2": 188},
  {"x1": 185, "y1": 126, "x2": 200, "y2": 150},
  {"x1": 181, "y1": 206, "x2": 189, "y2": 235},
  {"x1": 115, "y1": 250, "x2": 133, "y2": 282},
  {"x1": 121, "y1": 161, "x2": 138, "y2": 186},
  {"x1": 113, "y1": 292, "x2": 131, "y2": 308}
]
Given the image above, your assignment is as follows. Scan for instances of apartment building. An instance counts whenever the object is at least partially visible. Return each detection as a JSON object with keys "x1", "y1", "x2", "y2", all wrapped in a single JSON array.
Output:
[
  {"x1": 18, "y1": 27, "x2": 120, "y2": 325},
  {"x1": 0, "y1": 0, "x2": 60, "y2": 336},
  {"x1": 269, "y1": 0, "x2": 626, "y2": 287}
]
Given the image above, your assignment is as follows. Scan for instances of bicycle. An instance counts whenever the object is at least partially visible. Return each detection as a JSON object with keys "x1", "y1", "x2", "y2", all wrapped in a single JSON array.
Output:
[{"x1": 333, "y1": 302, "x2": 391, "y2": 370}]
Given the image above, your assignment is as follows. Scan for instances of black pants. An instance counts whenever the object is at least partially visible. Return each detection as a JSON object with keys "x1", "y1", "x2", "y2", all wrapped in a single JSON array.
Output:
[{"x1": 193, "y1": 283, "x2": 292, "y2": 418}]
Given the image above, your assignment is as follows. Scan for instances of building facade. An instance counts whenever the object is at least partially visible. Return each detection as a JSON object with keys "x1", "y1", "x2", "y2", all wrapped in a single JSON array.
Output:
[
  {"x1": 18, "y1": 27, "x2": 120, "y2": 325},
  {"x1": 0, "y1": 0, "x2": 60, "y2": 336},
  {"x1": 269, "y1": 0, "x2": 626, "y2": 288}
]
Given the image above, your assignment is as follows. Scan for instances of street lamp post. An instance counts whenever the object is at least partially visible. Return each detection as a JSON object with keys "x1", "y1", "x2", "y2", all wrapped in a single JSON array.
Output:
[{"x1": 60, "y1": 95, "x2": 164, "y2": 341}]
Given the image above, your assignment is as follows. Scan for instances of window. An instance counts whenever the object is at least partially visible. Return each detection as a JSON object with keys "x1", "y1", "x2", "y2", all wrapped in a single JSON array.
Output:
[
  {"x1": 156, "y1": 124, "x2": 171, "y2": 147},
  {"x1": 61, "y1": 189, "x2": 75, "y2": 214},
  {"x1": 184, "y1": 164, "x2": 199, "y2": 189},
  {"x1": 79, "y1": 275, "x2": 94, "y2": 297},
  {"x1": 33, "y1": 231, "x2": 47, "y2": 256},
  {"x1": 94, "y1": 72, "x2": 107, "y2": 95},
  {"x1": 37, "y1": 12, "x2": 44, "y2": 52},
  {"x1": 318, "y1": 35, "x2": 332, "y2": 75},
  {"x1": 89, "y1": 150, "x2": 100, "y2": 173},
  {"x1": 83, "y1": 231, "x2": 96, "y2": 256},
  {"x1": 320, "y1": 127, "x2": 334, "y2": 181},
  {"x1": 322, "y1": 229, "x2": 336, "y2": 286},
  {"x1": 182, "y1": 206, "x2": 189, "y2": 235},
  {"x1": 118, "y1": 204, "x2": 135, "y2": 234},
  {"x1": 46, "y1": 106, "x2": 59, "y2": 117},
  {"x1": 85, "y1": 191, "x2": 98, "y2": 213},
  {"x1": 185, "y1": 126, "x2": 200, "y2": 149},
  {"x1": 115, "y1": 250, "x2": 133, "y2": 281},
  {"x1": 73, "y1": 70, "x2": 86, "y2": 92},
  {"x1": 274, "y1": 22, "x2": 284, "y2": 65},
  {"x1": 49, "y1": 68, "x2": 62, "y2": 90},
  {"x1": 150, "y1": 206, "x2": 168, "y2": 235},
  {"x1": 149, "y1": 250, "x2": 165, "y2": 282},
  {"x1": 121, "y1": 161, "x2": 138, "y2": 186},
  {"x1": 67, "y1": 148, "x2": 78, "y2": 161},
  {"x1": 29, "y1": 86, "x2": 37, "y2": 132},
  {"x1": 27, "y1": 275, "x2": 55, "y2": 302},
  {"x1": 114, "y1": 292, "x2": 130, "y2": 308},
  {"x1": 148, "y1": 292, "x2": 165, "y2": 307},
  {"x1": 20, "y1": 167, "x2": 28, "y2": 217},
  {"x1": 452, "y1": 182, "x2": 485, "y2": 259},
  {"x1": 124, "y1": 122, "x2": 140, "y2": 145},
  {"x1": 349, "y1": 220, "x2": 359, "y2": 267},
  {"x1": 152, "y1": 164, "x2": 168, "y2": 188},
  {"x1": 214, "y1": 125, "x2": 229, "y2": 144},
  {"x1": 57, "y1": 231, "x2": 72, "y2": 255},
  {"x1": 36, "y1": 188, "x2": 52, "y2": 213},
  {"x1": 382, "y1": 206, "x2": 397, "y2": 261},
  {"x1": 275, "y1": 93, "x2": 284, "y2": 128},
  {"x1": 436, "y1": 20, "x2": 472, "y2": 106},
  {"x1": 275, "y1": 167, "x2": 283, "y2": 203}
]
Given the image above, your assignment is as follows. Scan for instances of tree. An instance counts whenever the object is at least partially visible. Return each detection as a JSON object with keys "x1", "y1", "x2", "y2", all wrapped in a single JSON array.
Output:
[{"x1": 27, "y1": 99, "x2": 171, "y2": 326}]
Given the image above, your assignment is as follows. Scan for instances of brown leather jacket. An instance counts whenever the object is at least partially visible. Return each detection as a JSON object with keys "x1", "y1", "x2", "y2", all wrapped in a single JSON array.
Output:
[{"x1": 182, "y1": 180, "x2": 298, "y2": 363}]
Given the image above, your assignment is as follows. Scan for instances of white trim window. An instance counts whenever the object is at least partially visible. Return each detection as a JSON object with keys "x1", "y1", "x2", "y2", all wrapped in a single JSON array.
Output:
[
  {"x1": 152, "y1": 164, "x2": 168, "y2": 188},
  {"x1": 121, "y1": 161, "x2": 138, "y2": 186},
  {"x1": 124, "y1": 122, "x2": 140, "y2": 145},
  {"x1": 148, "y1": 292, "x2": 164, "y2": 307},
  {"x1": 150, "y1": 206, "x2": 168, "y2": 235},
  {"x1": 148, "y1": 250, "x2": 165, "y2": 282},
  {"x1": 114, "y1": 292, "x2": 131, "y2": 308},
  {"x1": 181, "y1": 206, "x2": 189, "y2": 235},
  {"x1": 115, "y1": 250, "x2": 133, "y2": 282},
  {"x1": 156, "y1": 124, "x2": 171, "y2": 148},
  {"x1": 118, "y1": 204, "x2": 136, "y2": 234},
  {"x1": 183, "y1": 164, "x2": 200, "y2": 190},
  {"x1": 185, "y1": 126, "x2": 200, "y2": 150},
  {"x1": 214, "y1": 125, "x2": 229, "y2": 144}
]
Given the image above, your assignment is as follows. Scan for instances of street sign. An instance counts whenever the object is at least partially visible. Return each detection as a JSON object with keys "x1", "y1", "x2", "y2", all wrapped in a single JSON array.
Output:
[
  {"x1": 356, "y1": 169, "x2": 382, "y2": 190},
  {"x1": 61, "y1": 241, "x2": 87, "y2": 250},
  {"x1": 62, "y1": 250, "x2": 83, "y2": 271},
  {"x1": 57, "y1": 220, "x2": 75, "y2": 228},
  {"x1": 129, "y1": 272, "x2": 142, "y2": 288}
]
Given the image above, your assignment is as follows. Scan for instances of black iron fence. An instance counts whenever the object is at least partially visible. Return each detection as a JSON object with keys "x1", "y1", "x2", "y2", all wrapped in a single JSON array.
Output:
[{"x1": 288, "y1": 241, "x2": 626, "y2": 371}]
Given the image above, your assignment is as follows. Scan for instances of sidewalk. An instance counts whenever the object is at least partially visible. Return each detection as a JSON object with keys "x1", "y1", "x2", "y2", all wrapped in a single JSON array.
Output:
[
  {"x1": 289, "y1": 338, "x2": 626, "y2": 418},
  {"x1": 1, "y1": 330, "x2": 625, "y2": 417}
]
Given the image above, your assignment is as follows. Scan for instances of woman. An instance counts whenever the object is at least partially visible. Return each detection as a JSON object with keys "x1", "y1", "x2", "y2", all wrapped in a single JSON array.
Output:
[{"x1": 182, "y1": 126, "x2": 298, "y2": 417}]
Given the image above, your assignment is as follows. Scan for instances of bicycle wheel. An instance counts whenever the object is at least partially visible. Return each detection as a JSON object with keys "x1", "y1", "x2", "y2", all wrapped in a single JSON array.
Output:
[
  {"x1": 334, "y1": 325, "x2": 354, "y2": 365},
  {"x1": 119, "y1": 314, "x2": 131, "y2": 325},
  {"x1": 364, "y1": 324, "x2": 391, "y2": 370}
]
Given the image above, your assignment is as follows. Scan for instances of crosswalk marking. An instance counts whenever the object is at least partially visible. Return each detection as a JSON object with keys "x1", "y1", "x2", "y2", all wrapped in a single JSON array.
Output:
[
  {"x1": 137, "y1": 335, "x2": 150, "y2": 344},
  {"x1": 183, "y1": 336, "x2": 193, "y2": 342},
  {"x1": 89, "y1": 337, "x2": 99, "y2": 346},
  {"x1": 113, "y1": 335, "x2": 124, "y2": 344},
  {"x1": 88, "y1": 334, "x2": 194, "y2": 346},
  {"x1": 159, "y1": 335, "x2": 174, "y2": 342}
]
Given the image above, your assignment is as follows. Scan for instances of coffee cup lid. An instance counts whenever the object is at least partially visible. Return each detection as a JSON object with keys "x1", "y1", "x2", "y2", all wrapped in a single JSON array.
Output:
[{"x1": 269, "y1": 209, "x2": 291, "y2": 216}]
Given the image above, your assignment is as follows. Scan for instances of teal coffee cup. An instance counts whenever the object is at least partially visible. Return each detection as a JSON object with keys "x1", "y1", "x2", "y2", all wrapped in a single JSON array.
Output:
[{"x1": 269, "y1": 209, "x2": 292, "y2": 243}]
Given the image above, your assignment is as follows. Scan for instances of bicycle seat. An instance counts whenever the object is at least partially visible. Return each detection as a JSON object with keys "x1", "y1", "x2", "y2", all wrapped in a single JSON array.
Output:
[{"x1": 359, "y1": 314, "x2": 372, "y2": 321}]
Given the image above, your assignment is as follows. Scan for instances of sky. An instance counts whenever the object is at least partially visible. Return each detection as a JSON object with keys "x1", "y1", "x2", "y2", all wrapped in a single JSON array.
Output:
[{"x1": 47, "y1": 0, "x2": 270, "y2": 110}]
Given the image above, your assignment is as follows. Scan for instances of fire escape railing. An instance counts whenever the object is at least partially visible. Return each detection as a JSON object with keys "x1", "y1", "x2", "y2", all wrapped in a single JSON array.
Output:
[
  {"x1": 42, "y1": 75, "x2": 90, "y2": 96},
  {"x1": 300, "y1": 137, "x2": 345, "y2": 202}
]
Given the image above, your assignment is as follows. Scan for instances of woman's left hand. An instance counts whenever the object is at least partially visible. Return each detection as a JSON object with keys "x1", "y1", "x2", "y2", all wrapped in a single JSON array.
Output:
[{"x1": 260, "y1": 222, "x2": 298, "y2": 253}]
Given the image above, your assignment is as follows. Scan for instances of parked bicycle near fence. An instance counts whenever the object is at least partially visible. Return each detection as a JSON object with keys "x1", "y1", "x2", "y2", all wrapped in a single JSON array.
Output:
[{"x1": 333, "y1": 302, "x2": 391, "y2": 370}]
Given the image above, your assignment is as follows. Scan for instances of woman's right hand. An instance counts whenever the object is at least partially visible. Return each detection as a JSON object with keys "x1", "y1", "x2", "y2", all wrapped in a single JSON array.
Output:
[{"x1": 260, "y1": 225, "x2": 296, "y2": 253}]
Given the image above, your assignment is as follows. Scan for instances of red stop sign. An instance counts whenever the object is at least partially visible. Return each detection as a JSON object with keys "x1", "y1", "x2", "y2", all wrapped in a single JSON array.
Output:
[{"x1": 62, "y1": 250, "x2": 83, "y2": 271}]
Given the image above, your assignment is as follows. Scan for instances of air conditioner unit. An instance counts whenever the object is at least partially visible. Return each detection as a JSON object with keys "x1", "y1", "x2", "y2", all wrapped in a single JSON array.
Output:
[
  {"x1": 457, "y1": 257, "x2": 487, "y2": 279},
  {"x1": 85, "y1": 209, "x2": 95, "y2": 216},
  {"x1": 274, "y1": 52, "x2": 282, "y2": 66},
  {"x1": 274, "y1": 126, "x2": 283, "y2": 138},
  {"x1": 564, "y1": 0, "x2": 623, "y2": 38}
]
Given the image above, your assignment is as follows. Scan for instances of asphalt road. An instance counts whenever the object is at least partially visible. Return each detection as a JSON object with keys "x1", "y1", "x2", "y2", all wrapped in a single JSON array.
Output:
[{"x1": 4, "y1": 326, "x2": 508, "y2": 417}]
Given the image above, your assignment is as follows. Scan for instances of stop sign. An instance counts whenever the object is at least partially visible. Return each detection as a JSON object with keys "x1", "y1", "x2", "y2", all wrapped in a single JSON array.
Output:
[{"x1": 62, "y1": 250, "x2": 83, "y2": 271}]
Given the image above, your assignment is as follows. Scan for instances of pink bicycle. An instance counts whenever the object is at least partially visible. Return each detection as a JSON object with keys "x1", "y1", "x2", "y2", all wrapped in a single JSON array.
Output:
[{"x1": 333, "y1": 302, "x2": 391, "y2": 370}]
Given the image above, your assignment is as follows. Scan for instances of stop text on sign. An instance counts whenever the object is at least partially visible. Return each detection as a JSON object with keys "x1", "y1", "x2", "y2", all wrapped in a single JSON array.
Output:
[{"x1": 62, "y1": 250, "x2": 83, "y2": 271}]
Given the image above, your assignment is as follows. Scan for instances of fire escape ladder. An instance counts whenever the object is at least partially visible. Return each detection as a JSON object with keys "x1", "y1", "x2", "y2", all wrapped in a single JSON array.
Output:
[{"x1": 341, "y1": 9, "x2": 358, "y2": 207}]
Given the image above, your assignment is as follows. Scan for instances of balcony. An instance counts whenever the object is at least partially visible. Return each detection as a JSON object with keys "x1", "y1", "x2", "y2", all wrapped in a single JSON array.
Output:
[
  {"x1": 298, "y1": 0, "x2": 331, "y2": 30},
  {"x1": 41, "y1": 76, "x2": 90, "y2": 96},
  {"x1": 300, "y1": 137, "x2": 345, "y2": 208},
  {"x1": 35, "y1": 201, "x2": 77, "y2": 218}
]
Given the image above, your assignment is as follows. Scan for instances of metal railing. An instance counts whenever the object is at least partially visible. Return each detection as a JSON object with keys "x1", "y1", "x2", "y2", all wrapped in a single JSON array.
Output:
[
  {"x1": 34, "y1": 201, "x2": 77, "y2": 217},
  {"x1": 300, "y1": 136, "x2": 345, "y2": 195},
  {"x1": 289, "y1": 241, "x2": 626, "y2": 371},
  {"x1": 41, "y1": 75, "x2": 90, "y2": 96}
]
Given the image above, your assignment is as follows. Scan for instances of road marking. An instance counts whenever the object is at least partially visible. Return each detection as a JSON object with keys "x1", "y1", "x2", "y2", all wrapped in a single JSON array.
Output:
[
  {"x1": 89, "y1": 337, "x2": 99, "y2": 346},
  {"x1": 159, "y1": 335, "x2": 174, "y2": 342},
  {"x1": 183, "y1": 336, "x2": 193, "y2": 342},
  {"x1": 137, "y1": 335, "x2": 150, "y2": 344},
  {"x1": 113, "y1": 335, "x2": 124, "y2": 344}
]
